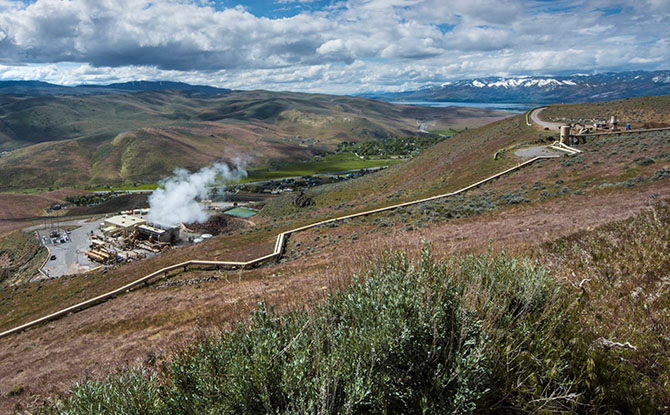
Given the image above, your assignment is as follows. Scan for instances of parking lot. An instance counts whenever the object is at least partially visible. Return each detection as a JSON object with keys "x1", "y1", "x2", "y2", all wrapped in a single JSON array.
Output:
[{"x1": 34, "y1": 218, "x2": 104, "y2": 278}]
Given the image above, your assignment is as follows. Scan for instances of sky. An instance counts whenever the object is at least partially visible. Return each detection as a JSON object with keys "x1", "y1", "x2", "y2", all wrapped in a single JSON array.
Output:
[{"x1": 0, "y1": 0, "x2": 667, "y2": 94}]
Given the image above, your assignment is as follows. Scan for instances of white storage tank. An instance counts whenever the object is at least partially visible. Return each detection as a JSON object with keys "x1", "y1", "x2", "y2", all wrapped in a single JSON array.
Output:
[{"x1": 560, "y1": 125, "x2": 571, "y2": 144}]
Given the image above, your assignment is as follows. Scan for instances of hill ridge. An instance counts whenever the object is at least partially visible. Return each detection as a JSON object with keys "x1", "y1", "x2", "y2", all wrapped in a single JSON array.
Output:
[
  {"x1": 0, "y1": 80, "x2": 232, "y2": 97},
  {"x1": 0, "y1": 155, "x2": 558, "y2": 340}
]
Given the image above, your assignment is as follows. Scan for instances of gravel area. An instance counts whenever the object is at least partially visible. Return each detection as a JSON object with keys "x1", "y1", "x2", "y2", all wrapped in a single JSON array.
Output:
[{"x1": 514, "y1": 145, "x2": 563, "y2": 158}]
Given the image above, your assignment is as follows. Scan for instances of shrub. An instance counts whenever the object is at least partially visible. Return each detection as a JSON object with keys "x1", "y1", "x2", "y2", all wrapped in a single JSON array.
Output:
[
  {"x1": 538, "y1": 200, "x2": 670, "y2": 412},
  {"x1": 447, "y1": 254, "x2": 581, "y2": 412},
  {"x1": 158, "y1": 248, "x2": 490, "y2": 414},
  {"x1": 498, "y1": 191, "x2": 529, "y2": 205},
  {"x1": 7, "y1": 384, "x2": 24, "y2": 397},
  {"x1": 37, "y1": 369, "x2": 160, "y2": 415},
  {"x1": 633, "y1": 156, "x2": 654, "y2": 166},
  {"x1": 653, "y1": 168, "x2": 670, "y2": 180},
  {"x1": 39, "y1": 249, "x2": 651, "y2": 414}
]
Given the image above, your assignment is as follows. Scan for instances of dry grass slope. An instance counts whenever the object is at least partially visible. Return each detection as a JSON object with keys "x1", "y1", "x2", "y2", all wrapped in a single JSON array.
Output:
[
  {"x1": 0, "y1": 90, "x2": 506, "y2": 190},
  {"x1": 1, "y1": 96, "x2": 670, "y2": 413},
  {"x1": 542, "y1": 94, "x2": 670, "y2": 127}
]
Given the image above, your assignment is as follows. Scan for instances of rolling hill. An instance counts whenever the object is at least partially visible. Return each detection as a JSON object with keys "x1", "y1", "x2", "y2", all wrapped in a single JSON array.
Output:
[
  {"x1": 0, "y1": 80, "x2": 231, "y2": 97},
  {"x1": 0, "y1": 89, "x2": 507, "y2": 190},
  {"x1": 1, "y1": 95, "x2": 669, "y2": 413},
  {"x1": 1, "y1": 95, "x2": 670, "y2": 413}
]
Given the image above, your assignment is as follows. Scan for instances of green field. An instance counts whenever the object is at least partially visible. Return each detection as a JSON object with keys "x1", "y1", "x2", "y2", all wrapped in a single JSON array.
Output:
[
  {"x1": 88, "y1": 183, "x2": 160, "y2": 192},
  {"x1": 88, "y1": 154, "x2": 405, "y2": 191},
  {"x1": 242, "y1": 153, "x2": 405, "y2": 182},
  {"x1": 429, "y1": 128, "x2": 460, "y2": 136}
]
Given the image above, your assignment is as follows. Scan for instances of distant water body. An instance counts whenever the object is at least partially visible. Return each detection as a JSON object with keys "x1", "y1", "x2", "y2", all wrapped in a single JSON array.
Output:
[{"x1": 391, "y1": 101, "x2": 537, "y2": 113}]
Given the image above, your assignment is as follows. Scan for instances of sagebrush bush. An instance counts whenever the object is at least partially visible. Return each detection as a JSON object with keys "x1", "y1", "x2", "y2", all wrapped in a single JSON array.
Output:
[
  {"x1": 444, "y1": 253, "x2": 584, "y2": 412},
  {"x1": 159, "y1": 248, "x2": 489, "y2": 414},
  {"x1": 38, "y1": 248, "x2": 651, "y2": 414},
  {"x1": 37, "y1": 369, "x2": 160, "y2": 415}
]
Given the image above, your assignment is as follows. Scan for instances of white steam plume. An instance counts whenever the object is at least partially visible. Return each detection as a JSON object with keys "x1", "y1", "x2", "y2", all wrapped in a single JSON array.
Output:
[{"x1": 147, "y1": 161, "x2": 247, "y2": 227}]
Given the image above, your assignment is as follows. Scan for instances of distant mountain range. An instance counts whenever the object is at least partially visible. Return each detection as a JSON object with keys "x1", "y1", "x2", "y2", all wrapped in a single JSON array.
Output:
[
  {"x1": 3, "y1": 71, "x2": 669, "y2": 103},
  {"x1": 0, "y1": 80, "x2": 231, "y2": 96},
  {"x1": 362, "y1": 71, "x2": 670, "y2": 104}
]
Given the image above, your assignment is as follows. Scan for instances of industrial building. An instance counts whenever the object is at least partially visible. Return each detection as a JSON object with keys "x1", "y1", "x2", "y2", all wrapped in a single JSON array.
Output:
[
  {"x1": 86, "y1": 214, "x2": 179, "y2": 264},
  {"x1": 137, "y1": 224, "x2": 178, "y2": 243},
  {"x1": 102, "y1": 215, "x2": 147, "y2": 237}
]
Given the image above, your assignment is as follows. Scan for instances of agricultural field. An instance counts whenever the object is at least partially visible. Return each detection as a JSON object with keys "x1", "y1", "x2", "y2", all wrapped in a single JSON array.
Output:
[
  {"x1": 90, "y1": 152, "x2": 408, "y2": 189},
  {"x1": 243, "y1": 152, "x2": 404, "y2": 182},
  {"x1": 88, "y1": 183, "x2": 159, "y2": 192},
  {"x1": 428, "y1": 128, "x2": 460, "y2": 136}
]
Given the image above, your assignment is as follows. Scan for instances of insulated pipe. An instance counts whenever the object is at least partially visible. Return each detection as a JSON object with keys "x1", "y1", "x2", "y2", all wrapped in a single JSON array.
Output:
[
  {"x1": 0, "y1": 155, "x2": 560, "y2": 340},
  {"x1": 579, "y1": 126, "x2": 670, "y2": 137}
]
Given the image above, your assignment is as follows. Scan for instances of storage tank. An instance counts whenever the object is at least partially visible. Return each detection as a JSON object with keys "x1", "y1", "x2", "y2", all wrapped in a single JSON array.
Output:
[
  {"x1": 610, "y1": 115, "x2": 618, "y2": 130},
  {"x1": 560, "y1": 125, "x2": 571, "y2": 144}
]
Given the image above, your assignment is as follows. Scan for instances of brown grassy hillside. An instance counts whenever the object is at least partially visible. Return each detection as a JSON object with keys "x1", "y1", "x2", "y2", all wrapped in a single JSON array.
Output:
[
  {"x1": 0, "y1": 90, "x2": 508, "y2": 190},
  {"x1": 1, "y1": 97, "x2": 669, "y2": 412},
  {"x1": 542, "y1": 94, "x2": 670, "y2": 127}
]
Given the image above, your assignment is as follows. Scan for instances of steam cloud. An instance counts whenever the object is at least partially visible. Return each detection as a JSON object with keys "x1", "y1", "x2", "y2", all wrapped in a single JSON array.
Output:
[{"x1": 147, "y1": 161, "x2": 247, "y2": 227}]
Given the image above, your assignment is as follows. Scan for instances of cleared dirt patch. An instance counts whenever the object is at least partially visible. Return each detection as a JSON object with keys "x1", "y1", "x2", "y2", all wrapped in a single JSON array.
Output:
[{"x1": 0, "y1": 189, "x2": 87, "y2": 235}]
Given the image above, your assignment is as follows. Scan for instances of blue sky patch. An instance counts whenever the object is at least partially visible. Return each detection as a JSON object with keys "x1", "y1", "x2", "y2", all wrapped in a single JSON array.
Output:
[{"x1": 213, "y1": 0, "x2": 335, "y2": 18}]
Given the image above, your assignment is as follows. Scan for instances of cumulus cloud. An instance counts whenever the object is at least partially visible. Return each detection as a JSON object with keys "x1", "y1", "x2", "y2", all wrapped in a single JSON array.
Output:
[{"x1": 0, "y1": 0, "x2": 666, "y2": 92}]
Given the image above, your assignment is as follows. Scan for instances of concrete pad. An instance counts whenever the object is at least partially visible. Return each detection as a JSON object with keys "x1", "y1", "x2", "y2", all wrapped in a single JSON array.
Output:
[{"x1": 514, "y1": 145, "x2": 563, "y2": 159}]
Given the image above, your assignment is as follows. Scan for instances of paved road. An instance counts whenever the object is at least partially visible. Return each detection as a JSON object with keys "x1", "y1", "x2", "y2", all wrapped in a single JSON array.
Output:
[{"x1": 529, "y1": 107, "x2": 563, "y2": 130}]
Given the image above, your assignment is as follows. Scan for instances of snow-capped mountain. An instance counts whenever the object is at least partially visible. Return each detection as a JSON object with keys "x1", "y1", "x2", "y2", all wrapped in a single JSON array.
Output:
[
  {"x1": 470, "y1": 78, "x2": 577, "y2": 88},
  {"x1": 363, "y1": 71, "x2": 670, "y2": 104}
]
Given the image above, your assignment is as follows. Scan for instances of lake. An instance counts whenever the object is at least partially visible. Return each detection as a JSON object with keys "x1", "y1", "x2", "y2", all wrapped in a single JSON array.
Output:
[{"x1": 391, "y1": 101, "x2": 538, "y2": 113}]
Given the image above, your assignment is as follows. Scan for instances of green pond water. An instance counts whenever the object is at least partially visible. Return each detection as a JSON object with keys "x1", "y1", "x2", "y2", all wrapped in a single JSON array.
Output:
[{"x1": 223, "y1": 207, "x2": 258, "y2": 217}]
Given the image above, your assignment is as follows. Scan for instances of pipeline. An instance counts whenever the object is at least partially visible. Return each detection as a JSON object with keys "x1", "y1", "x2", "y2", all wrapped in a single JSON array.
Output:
[
  {"x1": 0, "y1": 155, "x2": 559, "y2": 340},
  {"x1": 549, "y1": 141, "x2": 581, "y2": 155},
  {"x1": 578, "y1": 126, "x2": 670, "y2": 137}
]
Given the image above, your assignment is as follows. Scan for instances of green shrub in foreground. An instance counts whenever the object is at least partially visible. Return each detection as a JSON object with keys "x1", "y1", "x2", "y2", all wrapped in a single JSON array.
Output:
[
  {"x1": 38, "y1": 249, "x2": 648, "y2": 414},
  {"x1": 160, "y1": 248, "x2": 488, "y2": 414},
  {"x1": 38, "y1": 369, "x2": 160, "y2": 415}
]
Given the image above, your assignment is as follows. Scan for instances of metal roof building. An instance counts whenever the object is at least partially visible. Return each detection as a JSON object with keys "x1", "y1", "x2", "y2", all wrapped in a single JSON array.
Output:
[{"x1": 103, "y1": 215, "x2": 147, "y2": 231}]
